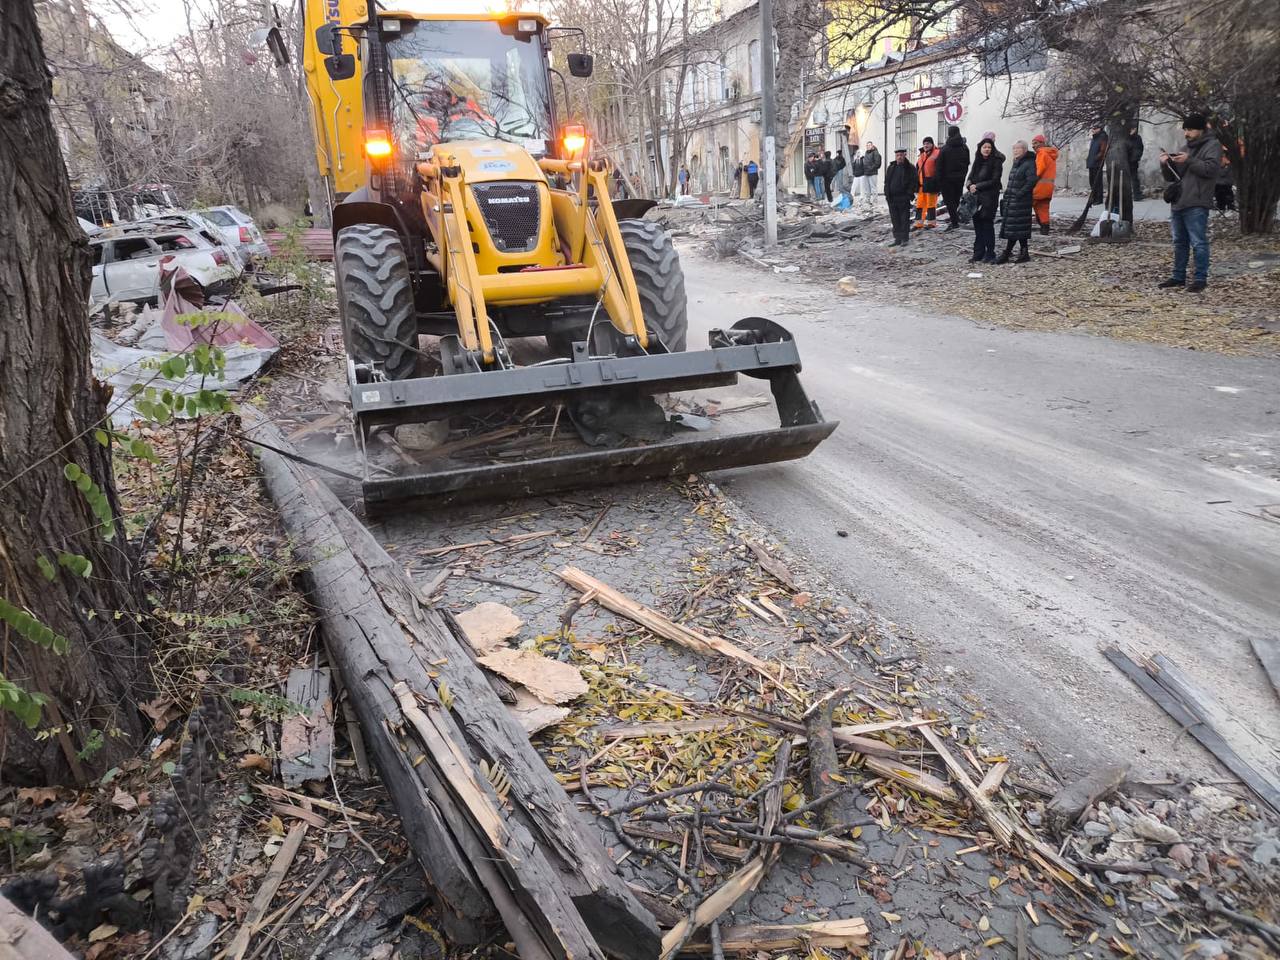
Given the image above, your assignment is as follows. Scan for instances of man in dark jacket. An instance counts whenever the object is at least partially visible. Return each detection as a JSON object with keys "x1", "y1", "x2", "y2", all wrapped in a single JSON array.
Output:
[
  {"x1": 1128, "y1": 124, "x2": 1145, "y2": 200},
  {"x1": 1158, "y1": 113, "x2": 1222, "y2": 292},
  {"x1": 1086, "y1": 124, "x2": 1109, "y2": 204},
  {"x1": 937, "y1": 125, "x2": 971, "y2": 230},
  {"x1": 884, "y1": 147, "x2": 918, "y2": 246},
  {"x1": 821, "y1": 150, "x2": 835, "y2": 202}
]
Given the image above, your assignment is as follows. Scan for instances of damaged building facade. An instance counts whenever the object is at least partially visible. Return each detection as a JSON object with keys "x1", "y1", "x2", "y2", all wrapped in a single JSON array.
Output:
[{"x1": 642, "y1": 2, "x2": 1185, "y2": 198}]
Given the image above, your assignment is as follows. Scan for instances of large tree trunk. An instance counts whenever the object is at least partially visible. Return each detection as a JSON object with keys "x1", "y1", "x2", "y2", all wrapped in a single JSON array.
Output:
[
  {"x1": 0, "y1": 0, "x2": 149, "y2": 786},
  {"x1": 770, "y1": 0, "x2": 822, "y2": 183}
]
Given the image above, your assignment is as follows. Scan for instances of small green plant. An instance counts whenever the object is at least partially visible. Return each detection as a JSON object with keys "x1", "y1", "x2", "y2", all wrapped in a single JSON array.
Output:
[{"x1": 228, "y1": 687, "x2": 306, "y2": 719}]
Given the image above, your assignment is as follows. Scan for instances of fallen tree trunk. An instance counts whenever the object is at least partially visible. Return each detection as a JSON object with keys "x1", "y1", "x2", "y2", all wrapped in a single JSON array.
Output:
[{"x1": 246, "y1": 414, "x2": 660, "y2": 960}]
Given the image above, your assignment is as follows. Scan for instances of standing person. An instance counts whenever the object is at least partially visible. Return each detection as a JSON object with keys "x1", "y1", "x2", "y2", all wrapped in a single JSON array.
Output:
[
  {"x1": 1128, "y1": 124, "x2": 1145, "y2": 200},
  {"x1": 805, "y1": 153, "x2": 822, "y2": 200},
  {"x1": 745, "y1": 158, "x2": 759, "y2": 197},
  {"x1": 913, "y1": 137, "x2": 940, "y2": 229},
  {"x1": 612, "y1": 166, "x2": 628, "y2": 199},
  {"x1": 1158, "y1": 113, "x2": 1222, "y2": 292},
  {"x1": 884, "y1": 146, "x2": 918, "y2": 246},
  {"x1": 1030, "y1": 133, "x2": 1058, "y2": 233},
  {"x1": 859, "y1": 141, "x2": 881, "y2": 212},
  {"x1": 937, "y1": 125, "x2": 971, "y2": 230},
  {"x1": 830, "y1": 147, "x2": 848, "y2": 203},
  {"x1": 966, "y1": 137, "x2": 1003, "y2": 263},
  {"x1": 846, "y1": 144, "x2": 864, "y2": 203},
  {"x1": 821, "y1": 150, "x2": 836, "y2": 202},
  {"x1": 997, "y1": 140, "x2": 1037, "y2": 263},
  {"x1": 1086, "y1": 123, "x2": 1109, "y2": 204},
  {"x1": 677, "y1": 164, "x2": 690, "y2": 195},
  {"x1": 1215, "y1": 154, "x2": 1236, "y2": 213}
]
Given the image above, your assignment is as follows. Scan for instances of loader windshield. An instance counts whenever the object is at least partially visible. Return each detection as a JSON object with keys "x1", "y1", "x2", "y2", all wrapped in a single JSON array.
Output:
[{"x1": 386, "y1": 19, "x2": 553, "y2": 155}]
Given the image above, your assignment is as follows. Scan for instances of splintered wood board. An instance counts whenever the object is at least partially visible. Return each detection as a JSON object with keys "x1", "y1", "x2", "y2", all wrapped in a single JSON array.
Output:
[{"x1": 281, "y1": 667, "x2": 334, "y2": 786}]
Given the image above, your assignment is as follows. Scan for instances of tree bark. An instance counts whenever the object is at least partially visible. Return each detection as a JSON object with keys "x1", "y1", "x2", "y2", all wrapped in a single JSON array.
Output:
[{"x1": 0, "y1": 0, "x2": 148, "y2": 785}]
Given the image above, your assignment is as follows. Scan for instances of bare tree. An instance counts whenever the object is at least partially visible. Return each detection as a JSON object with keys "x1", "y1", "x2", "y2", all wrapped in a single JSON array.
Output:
[{"x1": 1, "y1": 0, "x2": 149, "y2": 785}]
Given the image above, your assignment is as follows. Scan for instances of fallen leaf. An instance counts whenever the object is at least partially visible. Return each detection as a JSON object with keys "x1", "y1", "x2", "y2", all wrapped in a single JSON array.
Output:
[
  {"x1": 111, "y1": 787, "x2": 138, "y2": 812},
  {"x1": 266, "y1": 814, "x2": 285, "y2": 836},
  {"x1": 88, "y1": 923, "x2": 119, "y2": 942},
  {"x1": 205, "y1": 899, "x2": 230, "y2": 919},
  {"x1": 978, "y1": 915, "x2": 990, "y2": 932},
  {"x1": 17, "y1": 786, "x2": 57, "y2": 806},
  {"x1": 1115, "y1": 919, "x2": 1132, "y2": 935},
  {"x1": 880, "y1": 911, "x2": 901, "y2": 923},
  {"x1": 238, "y1": 753, "x2": 272, "y2": 773},
  {"x1": 186, "y1": 893, "x2": 205, "y2": 915},
  {"x1": 791, "y1": 592, "x2": 812, "y2": 608}
]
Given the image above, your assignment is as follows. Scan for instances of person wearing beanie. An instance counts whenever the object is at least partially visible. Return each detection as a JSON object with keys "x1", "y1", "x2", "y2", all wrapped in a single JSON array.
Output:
[
  {"x1": 937, "y1": 124, "x2": 971, "y2": 230},
  {"x1": 1158, "y1": 112, "x2": 1222, "y2": 292},
  {"x1": 913, "y1": 136, "x2": 940, "y2": 229},
  {"x1": 1030, "y1": 133, "x2": 1058, "y2": 233},
  {"x1": 884, "y1": 146, "x2": 918, "y2": 246}
]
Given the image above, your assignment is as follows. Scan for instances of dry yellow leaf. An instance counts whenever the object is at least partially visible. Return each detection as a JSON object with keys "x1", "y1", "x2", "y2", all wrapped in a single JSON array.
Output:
[
  {"x1": 1116, "y1": 919, "x2": 1132, "y2": 935},
  {"x1": 983, "y1": 937, "x2": 1005, "y2": 947},
  {"x1": 880, "y1": 912, "x2": 901, "y2": 924},
  {"x1": 88, "y1": 924, "x2": 118, "y2": 942},
  {"x1": 978, "y1": 915, "x2": 989, "y2": 932},
  {"x1": 267, "y1": 814, "x2": 285, "y2": 836},
  {"x1": 988, "y1": 875, "x2": 1002, "y2": 891}
]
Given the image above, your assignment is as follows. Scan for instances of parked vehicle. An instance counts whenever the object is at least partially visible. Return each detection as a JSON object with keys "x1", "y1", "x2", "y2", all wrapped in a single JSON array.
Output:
[
  {"x1": 105, "y1": 212, "x2": 250, "y2": 271},
  {"x1": 90, "y1": 228, "x2": 243, "y2": 306},
  {"x1": 203, "y1": 205, "x2": 271, "y2": 262}
]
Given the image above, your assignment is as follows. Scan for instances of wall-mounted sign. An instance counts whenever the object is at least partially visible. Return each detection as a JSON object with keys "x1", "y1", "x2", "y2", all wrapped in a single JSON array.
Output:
[
  {"x1": 804, "y1": 127, "x2": 825, "y2": 149},
  {"x1": 943, "y1": 99, "x2": 964, "y2": 123},
  {"x1": 899, "y1": 87, "x2": 947, "y2": 113}
]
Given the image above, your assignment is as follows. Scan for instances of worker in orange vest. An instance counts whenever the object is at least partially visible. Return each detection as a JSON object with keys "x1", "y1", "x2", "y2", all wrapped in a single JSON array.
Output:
[
  {"x1": 914, "y1": 137, "x2": 940, "y2": 229},
  {"x1": 1031, "y1": 133, "x2": 1059, "y2": 234}
]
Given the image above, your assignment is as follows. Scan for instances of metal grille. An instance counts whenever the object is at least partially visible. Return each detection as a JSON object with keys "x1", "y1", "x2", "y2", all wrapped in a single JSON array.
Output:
[{"x1": 471, "y1": 182, "x2": 541, "y2": 253}]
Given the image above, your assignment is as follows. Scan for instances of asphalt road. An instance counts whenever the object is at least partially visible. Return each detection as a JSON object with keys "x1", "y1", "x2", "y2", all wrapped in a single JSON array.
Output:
[{"x1": 681, "y1": 246, "x2": 1280, "y2": 778}]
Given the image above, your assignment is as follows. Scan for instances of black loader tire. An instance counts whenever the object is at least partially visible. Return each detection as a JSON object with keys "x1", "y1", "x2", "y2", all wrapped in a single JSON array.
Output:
[
  {"x1": 334, "y1": 224, "x2": 418, "y2": 380},
  {"x1": 618, "y1": 219, "x2": 688, "y2": 352}
]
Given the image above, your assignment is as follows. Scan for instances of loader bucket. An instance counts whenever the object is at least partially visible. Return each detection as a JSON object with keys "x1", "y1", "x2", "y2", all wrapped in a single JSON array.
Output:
[{"x1": 353, "y1": 319, "x2": 837, "y2": 507}]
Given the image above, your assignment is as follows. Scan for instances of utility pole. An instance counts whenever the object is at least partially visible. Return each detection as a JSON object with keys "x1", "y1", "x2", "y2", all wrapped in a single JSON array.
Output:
[{"x1": 759, "y1": 0, "x2": 778, "y2": 246}]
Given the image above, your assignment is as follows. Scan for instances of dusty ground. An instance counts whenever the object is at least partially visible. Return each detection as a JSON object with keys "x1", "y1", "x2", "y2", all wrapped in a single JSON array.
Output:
[{"x1": 660, "y1": 200, "x2": 1280, "y2": 357}]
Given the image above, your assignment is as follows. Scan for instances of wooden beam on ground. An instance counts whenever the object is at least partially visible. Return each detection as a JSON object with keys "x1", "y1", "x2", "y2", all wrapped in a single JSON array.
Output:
[
  {"x1": 247, "y1": 414, "x2": 660, "y2": 959},
  {"x1": 1105, "y1": 646, "x2": 1280, "y2": 816},
  {"x1": 680, "y1": 918, "x2": 870, "y2": 953},
  {"x1": 280, "y1": 667, "x2": 334, "y2": 787},
  {"x1": 0, "y1": 895, "x2": 78, "y2": 960},
  {"x1": 1251, "y1": 637, "x2": 1280, "y2": 702},
  {"x1": 558, "y1": 567, "x2": 799, "y2": 701},
  {"x1": 863, "y1": 755, "x2": 958, "y2": 803}
]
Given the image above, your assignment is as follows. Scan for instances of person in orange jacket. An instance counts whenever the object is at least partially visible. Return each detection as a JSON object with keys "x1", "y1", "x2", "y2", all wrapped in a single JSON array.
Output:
[
  {"x1": 1030, "y1": 133, "x2": 1058, "y2": 234},
  {"x1": 913, "y1": 137, "x2": 940, "y2": 229}
]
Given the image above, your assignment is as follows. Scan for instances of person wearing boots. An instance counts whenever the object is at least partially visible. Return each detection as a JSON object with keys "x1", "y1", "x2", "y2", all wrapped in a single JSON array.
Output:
[
  {"x1": 884, "y1": 147, "x2": 918, "y2": 246},
  {"x1": 997, "y1": 140, "x2": 1037, "y2": 263},
  {"x1": 913, "y1": 137, "x2": 940, "y2": 229},
  {"x1": 1031, "y1": 133, "x2": 1057, "y2": 234},
  {"x1": 937, "y1": 125, "x2": 971, "y2": 230},
  {"x1": 858, "y1": 141, "x2": 882, "y2": 213},
  {"x1": 966, "y1": 138, "x2": 1003, "y2": 263}
]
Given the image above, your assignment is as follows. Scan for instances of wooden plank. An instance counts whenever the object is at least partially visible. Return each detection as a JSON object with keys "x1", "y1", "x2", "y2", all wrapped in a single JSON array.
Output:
[
  {"x1": 1251, "y1": 637, "x2": 1280, "y2": 702},
  {"x1": 743, "y1": 540, "x2": 797, "y2": 589},
  {"x1": 280, "y1": 667, "x2": 334, "y2": 787},
  {"x1": 559, "y1": 566, "x2": 800, "y2": 701},
  {"x1": 680, "y1": 918, "x2": 870, "y2": 953},
  {"x1": 659, "y1": 858, "x2": 767, "y2": 960},
  {"x1": 1044, "y1": 763, "x2": 1127, "y2": 831},
  {"x1": 247, "y1": 414, "x2": 660, "y2": 958},
  {"x1": 601, "y1": 718, "x2": 745, "y2": 740},
  {"x1": 0, "y1": 894, "x2": 78, "y2": 960},
  {"x1": 228, "y1": 821, "x2": 308, "y2": 960},
  {"x1": 1144, "y1": 653, "x2": 1280, "y2": 815},
  {"x1": 978, "y1": 762, "x2": 1011, "y2": 799},
  {"x1": 863, "y1": 756, "x2": 958, "y2": 802}
]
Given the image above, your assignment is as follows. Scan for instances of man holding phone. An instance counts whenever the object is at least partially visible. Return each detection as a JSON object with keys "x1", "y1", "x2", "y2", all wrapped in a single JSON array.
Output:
[{"x1": 1158, "y1": 113, "x2": 1222, "y2": 293}]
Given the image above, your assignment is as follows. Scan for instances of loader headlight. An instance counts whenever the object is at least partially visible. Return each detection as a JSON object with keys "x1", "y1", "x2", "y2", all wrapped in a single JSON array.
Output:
[
  {"x1": 365, "y1": 131, "x2": 393, "y2": 160},
  {"x1": 562, "y1": 123, "x2": 587, "y2": 157}
]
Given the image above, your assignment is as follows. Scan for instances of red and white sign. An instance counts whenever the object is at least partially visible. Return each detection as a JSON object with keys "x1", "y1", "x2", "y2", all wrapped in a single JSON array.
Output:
[
  {"x1": 943, "y1": 99, "x2": 964, "y2": 123},
  {"x1": 899, "y1": 86, "x2": 947, "y2": 113}
]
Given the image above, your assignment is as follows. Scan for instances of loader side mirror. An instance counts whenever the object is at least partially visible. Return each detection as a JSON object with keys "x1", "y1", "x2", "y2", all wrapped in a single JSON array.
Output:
[
  {"x1": 265, "y1": 26, "x2": 290, "y2": 67},
  {"x1": 315, "y1": 23, "x2": 339, "y2": 55},
  {"x1": 567, "y1": 53, "x2": 593, "y2": 78},
  {"x1": 325, "y1": 53, "x2": 356, "y2": 81}
]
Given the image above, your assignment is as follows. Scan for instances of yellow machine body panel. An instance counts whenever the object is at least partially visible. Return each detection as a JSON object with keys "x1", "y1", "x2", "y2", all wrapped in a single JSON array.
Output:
[{"x1": 301, "y1": 0, "x2": 369, "y2": 196}]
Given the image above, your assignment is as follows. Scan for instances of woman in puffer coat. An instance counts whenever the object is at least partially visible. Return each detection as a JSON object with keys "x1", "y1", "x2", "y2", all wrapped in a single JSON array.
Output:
[
  {"x1": 998, "y1": 140, "x2": 1038, "y2": 263},
  {"x1": 965, "y1": 138, "x2": 1003, "y2": 263}
]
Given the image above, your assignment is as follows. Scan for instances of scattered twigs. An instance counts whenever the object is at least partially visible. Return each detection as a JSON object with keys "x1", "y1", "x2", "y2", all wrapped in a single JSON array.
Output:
[
  {"x1": 306, "y1": 860, "x2": 413, "y2": 960},
  {"x1": 226, "y1": 821, "x2": 308, "y2": 960},
  {"x1": 580, "y1": 761, "x2": 698, "y2": 888},
  {"x1": 604, "y1": 781, "x2": 739, "y2": 817}
]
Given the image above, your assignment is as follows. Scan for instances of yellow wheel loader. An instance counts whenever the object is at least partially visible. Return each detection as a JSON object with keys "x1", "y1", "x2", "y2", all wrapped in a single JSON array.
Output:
[{"x1": 299, "y1": 2, "x2": 836, "y2": 505}]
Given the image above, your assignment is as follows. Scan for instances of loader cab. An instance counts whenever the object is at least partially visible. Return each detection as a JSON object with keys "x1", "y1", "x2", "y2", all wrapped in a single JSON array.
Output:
[{"x1": 373, "y1": 14, "x2": 558, "y2": 166}]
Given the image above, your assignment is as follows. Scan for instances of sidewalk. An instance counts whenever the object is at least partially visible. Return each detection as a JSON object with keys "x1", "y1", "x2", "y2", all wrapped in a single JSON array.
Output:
[{"x1": 1049, "y1": 193, "x2": 1171, "y2": 222}]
